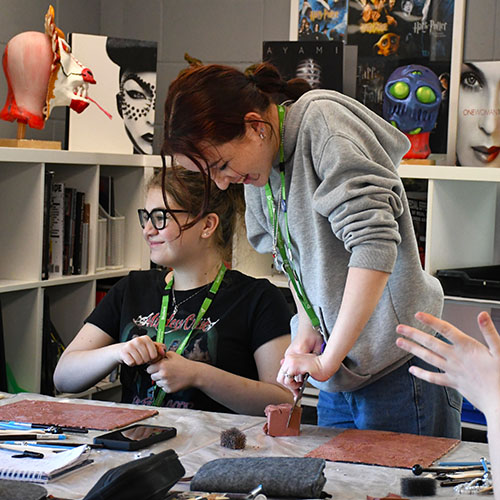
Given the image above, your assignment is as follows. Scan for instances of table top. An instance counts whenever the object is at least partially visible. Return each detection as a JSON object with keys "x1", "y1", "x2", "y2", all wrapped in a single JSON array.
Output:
[{"x1": 0, "y1": 393, "x2": 491, "y2": 499}]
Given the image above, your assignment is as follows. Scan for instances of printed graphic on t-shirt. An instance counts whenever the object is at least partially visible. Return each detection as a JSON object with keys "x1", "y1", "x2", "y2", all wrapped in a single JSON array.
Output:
[{"x1": 119, "y1": 311, "x2": 219, "y2": 408}]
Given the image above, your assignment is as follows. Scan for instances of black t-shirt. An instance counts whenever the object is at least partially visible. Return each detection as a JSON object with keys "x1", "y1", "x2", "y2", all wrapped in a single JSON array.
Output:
[{"x1": 86, "y1": 269, "x2": 292, "y2": 413}]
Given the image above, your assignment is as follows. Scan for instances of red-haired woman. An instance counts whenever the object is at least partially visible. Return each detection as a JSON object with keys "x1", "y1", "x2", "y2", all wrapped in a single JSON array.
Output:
[{"x1": 161, "y1": 62, "x2": 461, "y2": 437}]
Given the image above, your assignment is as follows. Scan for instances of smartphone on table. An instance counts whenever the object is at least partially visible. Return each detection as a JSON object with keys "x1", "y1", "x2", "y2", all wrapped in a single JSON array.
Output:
[{"x1": 94, "y1": 424, "x2": 177, "y2": 450}]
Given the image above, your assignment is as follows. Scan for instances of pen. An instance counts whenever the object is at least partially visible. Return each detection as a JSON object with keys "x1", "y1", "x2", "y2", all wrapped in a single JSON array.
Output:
[
  {"x1": 0, "y1": 433, "x2": 66, "y2": 441},
  {"x1": 3, "y1": 421, "x2": 88, "y2": 434},
  {"x1": 0, "y1": 443, "x2": 59, "y2": 455},
  {"x1": 2, "y1": 441, "x2": 73, "y2": 450}
]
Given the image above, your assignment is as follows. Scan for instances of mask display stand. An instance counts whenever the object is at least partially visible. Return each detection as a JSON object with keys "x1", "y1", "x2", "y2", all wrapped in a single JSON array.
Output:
[{"x1": 0, "y1": 122, "x2": 61, "y2": 149}]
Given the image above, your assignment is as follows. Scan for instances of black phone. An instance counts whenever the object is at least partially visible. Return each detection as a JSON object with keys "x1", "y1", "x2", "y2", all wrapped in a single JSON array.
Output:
[{"x1": 93, "y1": 424, "x2": 177, "y2": 451}]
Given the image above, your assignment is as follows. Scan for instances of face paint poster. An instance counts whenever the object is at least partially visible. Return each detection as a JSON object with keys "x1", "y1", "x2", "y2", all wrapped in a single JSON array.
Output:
[
  {"x1": 456, "y1": 60, "x2": 500, "y2": 168},
  {"x1": 347, "y1": 0, "x2": 455, "y2": 154},
  {"x1": 66, "y1": 34, "x2": 157, "y2": 155},
  {"x1": 298, "y1": 0, "x2": 348, "y2": 42}
]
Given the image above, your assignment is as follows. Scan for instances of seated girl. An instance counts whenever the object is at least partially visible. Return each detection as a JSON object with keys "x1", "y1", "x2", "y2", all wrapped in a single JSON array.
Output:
[{"x1": 54, "y1": 168, "x2": 293, "y2": 415}]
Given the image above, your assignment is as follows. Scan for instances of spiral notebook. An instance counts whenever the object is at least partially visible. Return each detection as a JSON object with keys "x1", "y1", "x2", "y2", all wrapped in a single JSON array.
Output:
[{"x1": 0, "y1": 444, "x2": 92, "y2": 483}]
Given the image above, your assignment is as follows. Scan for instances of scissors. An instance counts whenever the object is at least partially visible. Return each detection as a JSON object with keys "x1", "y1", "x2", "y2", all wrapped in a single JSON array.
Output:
[{"x1": 286, "y1": 372, "x2": 309, "y2": 428}]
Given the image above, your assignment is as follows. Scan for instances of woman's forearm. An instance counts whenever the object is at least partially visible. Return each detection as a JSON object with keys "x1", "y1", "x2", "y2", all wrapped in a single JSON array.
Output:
[
  {"x1": 321, "y1": 267, "x2": 390, "y2": 375},
  {"x1": 193, "y1": 363, "x2": 293, "y2": 415}
]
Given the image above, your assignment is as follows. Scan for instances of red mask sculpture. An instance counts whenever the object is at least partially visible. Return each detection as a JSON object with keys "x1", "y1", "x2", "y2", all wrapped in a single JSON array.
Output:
[{"x1": 0, "y1": 5, "x2": 103, "y2": 130}]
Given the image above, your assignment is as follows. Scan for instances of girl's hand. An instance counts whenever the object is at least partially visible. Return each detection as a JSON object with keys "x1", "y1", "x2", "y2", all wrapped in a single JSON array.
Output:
[
  {"x1": 119, "y1": 335, "x2": 165, "y2": 366},
  {"x1": 147, "y1": 351, "x2": 199, "y2": 394},
  {"x1": 396, "y1": 311, "x2": 500, "y2": 418}
]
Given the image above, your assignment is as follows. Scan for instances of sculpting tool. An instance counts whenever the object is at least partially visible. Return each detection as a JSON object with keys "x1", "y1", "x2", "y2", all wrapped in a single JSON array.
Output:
[
  {"x1": 438, "y1": 460, "x2": 490, "y2": 467},
  {"x1": 286, "y1": 372, "x2": 309, "y2": 428},
  {"x1": 412, "y1": 463, "x2": 484, "y2": 475}
]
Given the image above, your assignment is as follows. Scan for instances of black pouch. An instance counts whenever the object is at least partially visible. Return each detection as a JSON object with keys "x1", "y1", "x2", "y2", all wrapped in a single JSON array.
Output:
[
  {"x1": 190, "y1": 457, "x2": 327, "y2": 498},
  {"x1": 83, "y1": 449, "x2": 185, "y2": 500}
]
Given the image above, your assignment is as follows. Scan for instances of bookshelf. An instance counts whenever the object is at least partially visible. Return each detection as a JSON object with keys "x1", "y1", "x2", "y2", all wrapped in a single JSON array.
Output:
[{"x1": 0, "y1": 148, "x2": 158, "y2": 393}]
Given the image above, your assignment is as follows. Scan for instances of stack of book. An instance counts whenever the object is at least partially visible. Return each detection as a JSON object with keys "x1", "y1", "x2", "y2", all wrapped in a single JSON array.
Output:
[{"x1": 42, "y1": 172, "x2": 90, "y2": 279}]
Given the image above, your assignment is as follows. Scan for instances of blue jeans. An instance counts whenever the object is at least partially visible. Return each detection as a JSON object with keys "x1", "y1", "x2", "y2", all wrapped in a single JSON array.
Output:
[{"x1": 317, "y1": 356, "x2": 462, "y2": 438}]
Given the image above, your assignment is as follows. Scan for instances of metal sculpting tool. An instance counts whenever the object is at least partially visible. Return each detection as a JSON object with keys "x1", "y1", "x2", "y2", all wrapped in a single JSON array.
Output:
[{"x1": 286, "y1": 373, "x2": 309, "y2": 428}]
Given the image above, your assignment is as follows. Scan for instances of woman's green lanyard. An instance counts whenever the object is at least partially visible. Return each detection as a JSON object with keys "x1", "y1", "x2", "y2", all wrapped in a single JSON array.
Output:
[
  {"x1": 152, "y1": 263, "x2": 227, "y2": 407},
  {"x1": 265, "y1": 104, "x2": 321, "y2": 333}
]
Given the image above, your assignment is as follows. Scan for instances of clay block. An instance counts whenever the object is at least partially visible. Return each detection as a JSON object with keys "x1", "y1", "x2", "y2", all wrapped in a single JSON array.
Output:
[{"x1": 263, "y1": 403, "x2": 302, "y2": 437}]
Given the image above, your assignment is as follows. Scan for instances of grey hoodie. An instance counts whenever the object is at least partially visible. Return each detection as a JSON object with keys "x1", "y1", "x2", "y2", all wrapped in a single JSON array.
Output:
[{"x1": 245, "y1": 89, "x2": 443, "y2": 392}]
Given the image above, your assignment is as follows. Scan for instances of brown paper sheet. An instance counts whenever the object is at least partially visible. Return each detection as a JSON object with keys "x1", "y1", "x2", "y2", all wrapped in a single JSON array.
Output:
[
  {"x1": 0, "y1": 399, "x2": 158, "y2": 430},
  {"x1": 305, "y1": 429, "x2": 460, "y2": 469}
]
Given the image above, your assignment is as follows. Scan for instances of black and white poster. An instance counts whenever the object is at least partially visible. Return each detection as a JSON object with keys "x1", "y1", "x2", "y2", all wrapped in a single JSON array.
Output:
[
  {"x1": 67, "y1": 34, "x2": 157, "y2": 155},
  {"x1": 263, "y1": 41, "x2": 343, "y2": 93}
]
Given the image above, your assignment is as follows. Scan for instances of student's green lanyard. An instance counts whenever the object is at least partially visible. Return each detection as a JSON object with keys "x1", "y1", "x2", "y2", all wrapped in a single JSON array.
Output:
[
  {"x1": 152, "y1": 263, "x2": 227, "y2": 407},
  {"x1": 265, "y1": 104, "x2": 321, "y2": 333}
]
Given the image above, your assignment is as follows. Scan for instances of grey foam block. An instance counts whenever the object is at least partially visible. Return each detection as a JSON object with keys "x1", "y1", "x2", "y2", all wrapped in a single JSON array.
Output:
[
  {"x1": 0, "y1": 480, "x2": 47, "y2": 500},
  {"x1": 190, "y1": 457, "x2": 327, "y2": 498}
]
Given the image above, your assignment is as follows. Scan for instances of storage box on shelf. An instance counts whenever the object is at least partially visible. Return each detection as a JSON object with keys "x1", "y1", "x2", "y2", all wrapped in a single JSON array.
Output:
[{"x1": 0, "y1": 148, "x2": 160, "y2": 394}]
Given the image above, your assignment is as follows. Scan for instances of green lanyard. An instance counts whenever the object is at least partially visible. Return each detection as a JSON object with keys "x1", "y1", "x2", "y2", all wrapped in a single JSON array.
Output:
[
  {"x1": 153, "y1": 263, "x2": 227, "y2": 406},
  {"x1": 265, "y1": 105, "x2": 321, "y2": 332}
]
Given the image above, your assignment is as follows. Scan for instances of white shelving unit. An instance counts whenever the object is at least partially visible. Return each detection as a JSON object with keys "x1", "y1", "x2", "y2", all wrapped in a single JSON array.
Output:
[
  {"x1": 399, "y1": 164, "x2": 499, "y2": 285},
  {"x1": 0, "y1": 148, "x2": 161, "y2": 393},
  {"x1": 399, "y1": 164, "x2": 500, "y2": 356},
  {"x1": 1, "y1": 148, "x2": 498, "y2": 399}
]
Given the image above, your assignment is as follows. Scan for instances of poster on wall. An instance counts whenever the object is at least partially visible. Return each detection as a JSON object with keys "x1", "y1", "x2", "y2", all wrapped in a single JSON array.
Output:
[
  {"x1": 297, "y1": 0, "x2": 348, "y2": 42},
  {"x1": 346, "y1": 0, "x2": 455, "y2": 156},
  {"x1": 263, "y1": 41, "x2": 344, "y2": 92},
  {"x1": 456, "y1": 60, "x2": 500, "y2": 167},
  {"x1": 66, "y1": 34, "x2": 157, "y2": 155}
]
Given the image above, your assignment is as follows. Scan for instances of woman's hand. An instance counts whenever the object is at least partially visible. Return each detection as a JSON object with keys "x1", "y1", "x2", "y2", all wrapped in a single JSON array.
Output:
[
  {"x1": 118, "y1": 335, "x2": 165, "y2": 367},
  {"x1": 277, "y1": 317, "x2": 328, "y2": 395},
  {"x1": 146, "y1": 351, "x2": 199, "y2": 394},
  {"x1": 396, "y1": 311, "x2": 500, "y2": 418}
]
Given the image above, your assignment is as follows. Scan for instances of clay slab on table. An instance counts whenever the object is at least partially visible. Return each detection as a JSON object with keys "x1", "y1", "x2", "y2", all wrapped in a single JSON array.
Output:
[
  {"x1": 306, "y1": 428, "x2": 460, "y2": 469},
  {"x1": 0, "y1": 399, "x2": 158, "y2": 431}
]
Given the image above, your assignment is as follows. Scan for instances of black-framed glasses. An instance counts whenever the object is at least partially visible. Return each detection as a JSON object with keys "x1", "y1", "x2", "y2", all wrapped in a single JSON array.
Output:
[{"x1": 137, "y1": 208, "x2": 188, "y2": 230}]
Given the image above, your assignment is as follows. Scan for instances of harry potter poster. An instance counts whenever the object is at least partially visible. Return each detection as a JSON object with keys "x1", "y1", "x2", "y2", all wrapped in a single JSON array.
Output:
[
  {"x1": 347, "y1": 0, "x2": 455, "y2": 154},
  {"x1": 297, "y1": 0, "x2": 348, "y2": 42}
]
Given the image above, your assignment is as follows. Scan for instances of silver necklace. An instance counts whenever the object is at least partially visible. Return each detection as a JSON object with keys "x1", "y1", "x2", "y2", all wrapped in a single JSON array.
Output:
[{"x1": 171, "y1": 285, "x2": 207, "y2": 316}]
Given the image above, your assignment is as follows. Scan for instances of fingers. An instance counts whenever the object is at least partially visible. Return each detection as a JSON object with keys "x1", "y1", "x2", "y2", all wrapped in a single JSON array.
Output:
[
  {"x1": 395, "y1": 335, "x2": 447, "y2": 372},
  {"x1": 121, "y1": 335, "x2": 163, "y2": 366},
  {"x1": 277, "y1": 365, "x2": 303, "y2": 389},
  {"x1": 413, "y1": 311, "x2": 463, "y2": 344},
  {"x1": 407, "y1": 365, "x2": 450, "y2": 388},
  {"x1": 478, "y1": 311, "x2": 500, "y2": 354}
]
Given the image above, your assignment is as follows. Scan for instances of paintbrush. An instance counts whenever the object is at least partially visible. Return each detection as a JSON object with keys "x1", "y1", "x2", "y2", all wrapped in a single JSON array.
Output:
[{"x1": 286, "y1": 373, "x2": 309, "y2": 428}]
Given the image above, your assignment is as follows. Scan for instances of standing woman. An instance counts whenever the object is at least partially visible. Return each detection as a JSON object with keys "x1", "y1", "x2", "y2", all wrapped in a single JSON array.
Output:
[
  {"x1": 54, "y1": 168, "x2": 293, "y2": 415},
  {"x1": 162, "y1": 63, "x2": 461, "y2": 437}
]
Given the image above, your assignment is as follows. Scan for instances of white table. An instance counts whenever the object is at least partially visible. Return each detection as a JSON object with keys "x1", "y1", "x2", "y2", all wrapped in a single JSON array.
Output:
[{"x1": 0, "y1": 393, "x2": 491, "y2": 499}]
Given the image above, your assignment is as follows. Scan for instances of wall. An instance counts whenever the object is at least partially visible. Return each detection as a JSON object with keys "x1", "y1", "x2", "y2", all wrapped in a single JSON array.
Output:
[
  {"x1": 0, "y1": 0, "x2": 290, "y2": 152},
  {"x1": 0, "y1": 0, "x2": 497, "y2": 151}
]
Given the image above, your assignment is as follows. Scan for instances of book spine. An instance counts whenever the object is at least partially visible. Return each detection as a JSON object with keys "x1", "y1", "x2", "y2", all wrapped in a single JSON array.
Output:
[
  {"x1": 80, "y1": 203, "x2": 90, "y2": 275},
  {"x1": 72, "y1": 192, "x2": 85, "y2": 275},
  {"x1": 42, "y1": 171, "x2": 54, "y2": 280},
  {"x1": 49, "y1": 182, "x2": 65, "y2": 278},
  {"x1": 63, "y1": 187, "x2": 77, "y2": 275}
]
